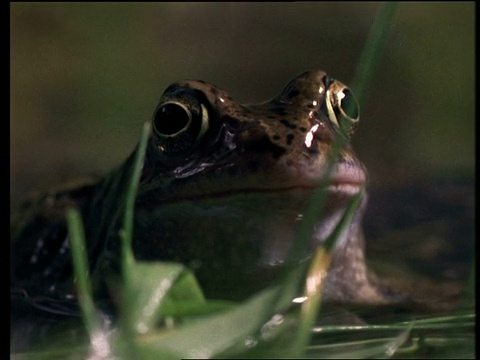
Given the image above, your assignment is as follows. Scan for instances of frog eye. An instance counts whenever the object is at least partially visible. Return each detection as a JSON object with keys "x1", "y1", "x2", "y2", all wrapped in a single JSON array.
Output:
[
  {"x1": 152, "y1": 100, "x2": 209, "y2": 153},
  {"x1": 325, "y1": 84, "x2": 360, "y2": 138},
  {"x1": 337, "y1": 88, "x2": 359, "y2": 121}
]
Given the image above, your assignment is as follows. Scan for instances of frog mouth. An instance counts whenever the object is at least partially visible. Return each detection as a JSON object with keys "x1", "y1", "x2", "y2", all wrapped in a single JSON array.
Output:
[
  {"x1": 254, "y1": 179, "x2": 365, "y2": 198},
  {"x1": 142, "y1": 178, "x2": 364, "y2": 206},
  {"x1": 220, "y1": 181, "x2": 364, "y2": 199},
  {"x1": 228, "y1": 165, "x2": 366, "y2": 200},
  {"x1": 139, "y1": 164, "x2": 366, "y2": 205},
  {"x1": 284, "y1": 162, "x2": 367, "y2": 196},
  {"x1": 323, "y1": 177, "x2": 365, "y2": 195}
]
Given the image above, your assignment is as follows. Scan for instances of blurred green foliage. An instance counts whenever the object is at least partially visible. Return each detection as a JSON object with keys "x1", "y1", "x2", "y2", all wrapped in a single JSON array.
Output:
[{"x1": 10, "y1": 3, "x2": 474, "y2": 205}]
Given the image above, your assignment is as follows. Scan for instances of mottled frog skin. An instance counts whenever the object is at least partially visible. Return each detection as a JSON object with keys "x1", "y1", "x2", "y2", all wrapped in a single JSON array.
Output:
[{"x1": 11, "y1": 71, "x2": 399, "y2": 311}]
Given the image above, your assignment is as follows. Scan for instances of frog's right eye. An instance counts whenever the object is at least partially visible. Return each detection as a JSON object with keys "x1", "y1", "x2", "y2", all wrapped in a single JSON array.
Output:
[
  {"x1": 152, "y1": 100, "x2": 209, "y2": 153},
  {"x1": 325, "y1": 83, "x2": 360, "y2": 138}
]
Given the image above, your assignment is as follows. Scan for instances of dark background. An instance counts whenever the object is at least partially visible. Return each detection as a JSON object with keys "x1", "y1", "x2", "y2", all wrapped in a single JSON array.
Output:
[{"x1": 10, "y1": 3, "x2": 474, "y2": 207}]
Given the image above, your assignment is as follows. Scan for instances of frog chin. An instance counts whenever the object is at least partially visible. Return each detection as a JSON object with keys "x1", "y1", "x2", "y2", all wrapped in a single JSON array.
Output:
[
  {"x1": 133, "y1": 187, "x2": 366, "y2": 299},
  {"x1": 258, "y1": 202, "x2": 362, "y2": 268},
  {"x1": 209, "y1": 184, "x2": 367, "y2": 270}
]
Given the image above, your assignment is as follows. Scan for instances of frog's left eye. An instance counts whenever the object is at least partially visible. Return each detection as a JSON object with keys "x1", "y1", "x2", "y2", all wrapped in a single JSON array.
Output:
[
  {"x1": 152, "y1": 100, "x2": 209, "y2": 153},
  {"x1": 326, "y1": 84, "x2": 360, "y2": 138}
]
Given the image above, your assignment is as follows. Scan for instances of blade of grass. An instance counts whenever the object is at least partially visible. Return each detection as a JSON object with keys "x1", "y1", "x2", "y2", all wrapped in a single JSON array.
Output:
[
  {"x1": 290, "y1": 190, "x2": 365, "y2": 357},
  {"x1": 66, "y1": 208, "x2": 101, "y2": 336},
  {"x1": 66, "y1": 208, "x2": 112, "y2": 358},
  {"x1": 116, "y1": 121, "x2": 151, "y2": 358},
  {"x1": 135, "y1": 281, "x2": 301, "y2": 359},
  {"x1": 382, "y1": 322, "x2": 413, "y2": 358},
  {"x1": 128, "y1": 261, "x2": 206, "y2": 334},
  {"x1": 311, "y1": 312, "x2": 475, "y2": 333},
  {"x1": 119, "y1": 121, "x2": 151, "y2": 278},
  {"x1": 350, "y1": 2, "x2": 398, "y2": 106}
]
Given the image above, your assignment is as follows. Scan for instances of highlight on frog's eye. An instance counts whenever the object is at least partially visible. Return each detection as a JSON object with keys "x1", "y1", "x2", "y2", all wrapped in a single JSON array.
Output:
[{"x1": 325, "y1": 83, "x2": 359, "y2": 138}]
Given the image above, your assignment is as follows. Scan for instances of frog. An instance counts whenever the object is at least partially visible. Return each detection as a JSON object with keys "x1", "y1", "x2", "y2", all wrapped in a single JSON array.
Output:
[{"x1": 11, "y1": 70, "x2": 404, "y2": 324}]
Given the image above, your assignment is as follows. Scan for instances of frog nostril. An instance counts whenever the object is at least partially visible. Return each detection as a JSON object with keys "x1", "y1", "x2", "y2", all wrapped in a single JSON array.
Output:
[{"x1": 279, "y1": 84, "x2": 300, "y2": 101}]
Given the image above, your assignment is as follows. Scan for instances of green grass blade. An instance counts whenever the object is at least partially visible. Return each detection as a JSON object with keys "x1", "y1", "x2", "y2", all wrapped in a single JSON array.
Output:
[
  {"x1": 135, "y1": 283, "x2": 296, "y2": 359},
  {"x1": 291, "y1": 191, "x2": 365, "y2": 357},
  {"x1": 120, "y1": 121, "x2": 151, "y2": 277},
  {"x1": 351, "y1": 2, "x2": 398, "y2": 105},
  {"x1": 382, "y1": 322, "x2": 413, "y2": 358},
  {"x1": 116, "y1": 122, "x2": 151, "y2": 358},
  {"x1": 66, "y1": 208, "x2": 100, "y2": 336},
  {"x1": 66, "y1": 208, "x2": 113, "y2": 359},
  {"x1": 128, "y1": 261, "x2": 206, "y2": 334}
]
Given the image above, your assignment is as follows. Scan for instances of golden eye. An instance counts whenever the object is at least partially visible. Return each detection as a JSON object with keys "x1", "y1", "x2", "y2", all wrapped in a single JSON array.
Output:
[
  {"x1": 326, "y1": 83, "x2": 360, "y2": 138},
  {"x1": 337, "y1": 88, "x2": 359, "y2": 122},
  {"x1": 152, "y1": 99, "x2": 209, "y2": 153}
]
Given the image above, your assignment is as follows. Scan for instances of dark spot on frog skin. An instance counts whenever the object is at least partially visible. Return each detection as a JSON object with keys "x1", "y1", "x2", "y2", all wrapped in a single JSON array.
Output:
[
  {"x1": 280, "y1": 119, "x2": 297, "y2": 130},
  {"x1": 286, "y1": 133, "x2": 295, "y2": 145},
  {"x1": 247, "y1": 134, "x2": 286, "y2": 159}
]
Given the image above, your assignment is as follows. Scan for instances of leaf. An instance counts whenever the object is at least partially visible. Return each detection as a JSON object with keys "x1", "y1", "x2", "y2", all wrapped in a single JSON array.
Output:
[
  {"x1": 127, "y1": 261, "x2": 206, "y2": 334},
  {"x1": 135, "y1": 266, "x2": 306, "y2": 359}
]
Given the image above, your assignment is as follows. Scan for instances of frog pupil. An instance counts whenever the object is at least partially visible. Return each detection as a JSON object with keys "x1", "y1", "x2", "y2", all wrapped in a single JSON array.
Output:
[
  {"x1": 154, "y1": 103, "x2": 190, "y2": 136},
  {"x1": 340, "y1": 89, "x2": 358, "y2": 120}
]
